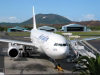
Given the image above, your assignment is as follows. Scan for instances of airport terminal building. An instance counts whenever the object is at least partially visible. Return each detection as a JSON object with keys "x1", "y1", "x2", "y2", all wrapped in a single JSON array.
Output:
[
  {"x1": 61, "y1": 24, "x2": 91, "y2": 32},
  {"x1": 7, "y1": 26, "x2": 28, "y2": 32},
  {"x1": 38, "y1": 26, "x2": 57, "y2": 32}
]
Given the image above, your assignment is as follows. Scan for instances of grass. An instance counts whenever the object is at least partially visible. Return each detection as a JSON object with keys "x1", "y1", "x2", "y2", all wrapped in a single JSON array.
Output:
[
  {"x1": 71, "y1": 32, "x2": 100, "y2": 35},
  {"x1": 56, "y1": 31, "x2": 100, "y2": 35},
  {"x1": 55, "y1": 31, "x2": 100, "y2": 40},
  {"x1": 8, "y1": 32, "x2": 30, "y2": 37},
  {"x1": 6, "y1": 31, "x2": 100, "y2": 40}
]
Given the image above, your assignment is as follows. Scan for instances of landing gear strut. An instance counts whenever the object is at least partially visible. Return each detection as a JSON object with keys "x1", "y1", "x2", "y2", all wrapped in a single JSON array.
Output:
[
  {"x1": 55, "y1": 64, "x2": 64, "y2": 71},
  {"x1": 50, "y1": 58, "x2": 64, "y2": 72}
]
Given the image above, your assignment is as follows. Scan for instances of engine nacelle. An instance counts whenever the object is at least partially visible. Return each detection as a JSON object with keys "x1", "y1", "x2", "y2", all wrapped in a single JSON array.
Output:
[{"x1": 8, "y1": 47, "x2": 19, "y2": 58}]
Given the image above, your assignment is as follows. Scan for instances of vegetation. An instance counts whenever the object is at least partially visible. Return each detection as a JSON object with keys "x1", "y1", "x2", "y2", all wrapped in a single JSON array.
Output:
[
  {"x1": 21, "y1": 14, "x2": 71, "y2": 25},
  {"x1": 55, "y1": 31, "x2": 100, "y2": 36},
  {"x1": 88, "y1": 26, "x2": 100, "y2": 31},
  {"x1": 0, "y1": 22, "x2": 19, "y2": 27},
  {"x1": 0, "y1": 26, "x2": 7, "y2": 31},
  {"x1": 8, "y1": 32, "x2": 30, "y2": 37},
  {"x1": 5, "y1": 31, "x2": 100, "y2": 40},
  {"x1": 73, "y1": 54, "x2": 100, "y2": 75},
  {"x1": 23, "y1": 26, "x2": 32, "y2": 30},
  {"x1": 0, "y1": 14, "x2": 100, "y2": 31},
  {"x1": 55, "y1": 31, "x2": 100, "y2": 40},
  {"x1": 69, "y1": 32, "x2": 100, "y2": 35}
]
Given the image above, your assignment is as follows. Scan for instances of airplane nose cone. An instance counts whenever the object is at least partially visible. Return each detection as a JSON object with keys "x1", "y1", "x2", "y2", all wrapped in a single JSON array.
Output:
[
  {"x1": 58, "y1": 49, "x2": 68, "y2": 59},
  {"x1": 44, "y1": 46, "x2": 69, "y2": 59},
  {"x1": 53, "y1": 47, "x2": 69, "y2": 59}
]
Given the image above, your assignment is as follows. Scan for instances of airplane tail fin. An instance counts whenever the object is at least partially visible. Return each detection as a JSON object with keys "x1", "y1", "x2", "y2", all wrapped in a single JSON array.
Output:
[{"x1": 33, "y1": 6, "x2": 37, "y2": 29}]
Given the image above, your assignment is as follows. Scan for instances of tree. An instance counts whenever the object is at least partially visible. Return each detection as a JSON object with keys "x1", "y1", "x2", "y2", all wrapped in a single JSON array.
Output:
[{"x1": 73, "y1": 54, "x2": 100, "y2": 75}]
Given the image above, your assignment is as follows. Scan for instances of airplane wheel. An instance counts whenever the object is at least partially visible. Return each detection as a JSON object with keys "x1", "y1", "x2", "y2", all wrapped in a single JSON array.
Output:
[
  {"x1": 22, "y1": 52, "x2": 30, "y2": 57},
  {"x1": 22, "y1": 52, "x2": 25, "y2": 57},
  {"x1": 26, "y1": 52, "x2": 30, "y2": 57}
]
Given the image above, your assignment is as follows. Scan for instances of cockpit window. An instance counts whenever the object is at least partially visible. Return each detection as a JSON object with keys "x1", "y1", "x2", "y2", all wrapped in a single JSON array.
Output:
[{"x1": 54, "y1": 43, "x2": 68, "y2": 46}]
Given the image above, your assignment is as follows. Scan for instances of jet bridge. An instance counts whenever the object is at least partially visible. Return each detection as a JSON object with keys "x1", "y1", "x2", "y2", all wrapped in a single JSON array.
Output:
[
  {"x1": 62, "y1": 33, "x2": 96, "y2": 61},
  {"x1": 70, "y1": 40, "x2": 96, "y2": 58}
]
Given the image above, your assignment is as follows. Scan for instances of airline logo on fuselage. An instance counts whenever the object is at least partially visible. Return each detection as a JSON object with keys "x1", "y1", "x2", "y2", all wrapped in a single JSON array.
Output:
[{"x1": 39, "y1": 34, "x2": 49, "y2": 42}]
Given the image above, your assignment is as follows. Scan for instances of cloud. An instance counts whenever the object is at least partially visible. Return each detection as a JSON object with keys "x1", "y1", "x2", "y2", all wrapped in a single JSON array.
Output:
[
  {"x1": 0, "y1": 16, "x2": 20, "y2": 23},
  {"x1": 77, "y1": 14, "x2": 97, "y2": 21},
  {"x1": 83, "y1": 14, "x2": 96, "y2": 20},
  {"x1": 9, "y1": 16, "x2": 17, "y2": 20},
  {"x1": 70, "y1": 14, "x2": 97, "y2": 21}
]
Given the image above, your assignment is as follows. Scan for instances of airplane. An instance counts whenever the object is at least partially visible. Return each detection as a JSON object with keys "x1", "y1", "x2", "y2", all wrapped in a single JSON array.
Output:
[
  {"x1": 0, "y1": 6, "x2": 70, "y2": 70},
  {"x1": 0, "y1": 6, "x2": 100, "y2": 71}
]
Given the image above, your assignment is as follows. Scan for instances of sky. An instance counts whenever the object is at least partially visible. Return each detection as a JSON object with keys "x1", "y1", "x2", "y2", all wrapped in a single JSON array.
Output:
[{"x1": 0, "y1": 0, "x2": 100, "y2": 23}]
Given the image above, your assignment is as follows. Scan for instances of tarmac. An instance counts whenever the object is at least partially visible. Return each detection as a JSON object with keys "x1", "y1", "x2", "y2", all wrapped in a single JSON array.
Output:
[
  {"x1": 87, "y1": 40, "x2": 100, "y2": 51},
  {"x1": 0, "y1": 34, "x2": 77, "y2": 75},
  {"x1": 0, "y1": 33, "x2": 99, "y2": 75},
  {"x1": 0, "y1": 45, "x2": 76, "y2": 75}
]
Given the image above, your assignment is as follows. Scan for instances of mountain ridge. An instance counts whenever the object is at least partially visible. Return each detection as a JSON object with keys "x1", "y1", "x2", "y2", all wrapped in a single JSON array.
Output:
[
  {"x1": 21, "y1": 14, "x2": 71, "y2": 25},
  {"x1": 0, "y1": 14, "x2": 100, "y2": 28}
]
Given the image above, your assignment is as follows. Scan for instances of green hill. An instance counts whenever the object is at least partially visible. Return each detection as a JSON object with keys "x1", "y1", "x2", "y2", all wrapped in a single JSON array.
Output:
[
  {"x1": 21, "y1": 14, "x2": 71, "y2": 25},
  {"x1": 0, "y1": 14, "x2": 100, "y2": 30},
  {"x1": 0, "y1": 22, "x2": 19, "y2": 27}
]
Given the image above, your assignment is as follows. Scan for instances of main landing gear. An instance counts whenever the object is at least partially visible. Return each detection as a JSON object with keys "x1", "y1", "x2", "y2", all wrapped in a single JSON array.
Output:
[{"x1": 49, "y1": 58, "x2": 64, "y2": 72}]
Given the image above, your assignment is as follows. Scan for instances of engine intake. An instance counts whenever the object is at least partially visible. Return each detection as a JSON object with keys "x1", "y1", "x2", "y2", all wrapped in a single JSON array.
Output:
[{"x1": 8, "y1": 47, "x2": 19, "y2": 58}]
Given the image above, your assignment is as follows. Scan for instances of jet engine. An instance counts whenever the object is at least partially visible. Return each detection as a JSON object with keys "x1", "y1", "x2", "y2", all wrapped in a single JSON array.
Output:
[{"x1": 8, "y1": 47, "x2": 19, "y2": 58}]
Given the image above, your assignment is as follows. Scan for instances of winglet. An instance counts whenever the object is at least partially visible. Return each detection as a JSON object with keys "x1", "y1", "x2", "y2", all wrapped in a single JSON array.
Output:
[{"x1": 33, "y1": 6, "x2": 37, "y2": 29}]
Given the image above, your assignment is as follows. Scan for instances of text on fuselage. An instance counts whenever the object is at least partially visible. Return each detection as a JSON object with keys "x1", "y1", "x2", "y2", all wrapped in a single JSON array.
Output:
[{"x1": 39, "y1": 34, "x2": 49, "y2": 42}]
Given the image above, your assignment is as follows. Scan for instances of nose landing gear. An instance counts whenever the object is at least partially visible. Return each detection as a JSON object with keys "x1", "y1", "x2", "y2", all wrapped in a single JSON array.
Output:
[
  {"x1": 55, "y1": 64, "x2": 64, "y2": 72},
  {"x1": 49, "y1": 58, "x2": 64, "y2": 72}
]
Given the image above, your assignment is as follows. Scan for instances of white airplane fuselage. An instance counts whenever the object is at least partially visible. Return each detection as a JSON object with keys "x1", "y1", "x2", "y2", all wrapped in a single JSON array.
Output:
[{"x1": 30, "y1": 29, "x2": 69, "y2": 59}]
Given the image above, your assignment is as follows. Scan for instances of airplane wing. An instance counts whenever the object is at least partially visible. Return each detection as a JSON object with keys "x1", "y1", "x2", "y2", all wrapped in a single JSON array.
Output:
[
  {"x1": 0, "y1": 39, "x2": 33, "y2": 46},
  {"x1": 80, "y1": 37, "x2": 100, "y2": 41},
  {"x1": 71, "y1": 37, "x2": 100, "y2": 42}
]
